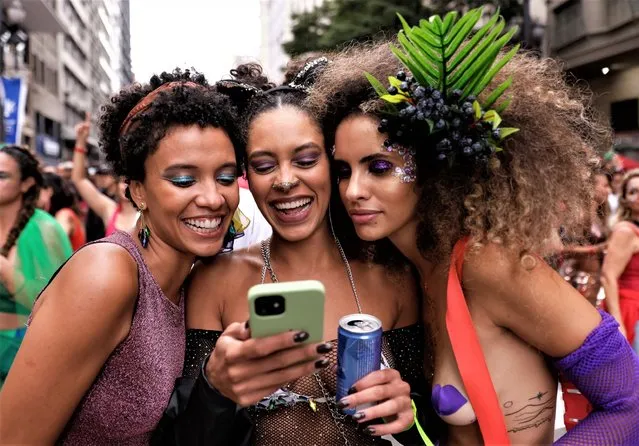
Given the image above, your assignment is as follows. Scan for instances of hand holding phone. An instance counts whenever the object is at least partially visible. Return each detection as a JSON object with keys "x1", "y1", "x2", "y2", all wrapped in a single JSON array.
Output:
[{"x1": 203, "y1": 280, "x2": 330, "y2": 407}]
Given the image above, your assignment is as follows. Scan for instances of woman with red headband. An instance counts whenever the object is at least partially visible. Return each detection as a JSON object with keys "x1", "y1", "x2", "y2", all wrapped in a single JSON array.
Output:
[{"x1": 0, "y1": 69, "x2": 245, "y2": 444}]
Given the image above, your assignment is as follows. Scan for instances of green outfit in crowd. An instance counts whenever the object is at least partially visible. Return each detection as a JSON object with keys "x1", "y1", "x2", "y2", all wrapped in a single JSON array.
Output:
[{"x1": 0, "y1": 209, "x2": 72, "y2": 386}]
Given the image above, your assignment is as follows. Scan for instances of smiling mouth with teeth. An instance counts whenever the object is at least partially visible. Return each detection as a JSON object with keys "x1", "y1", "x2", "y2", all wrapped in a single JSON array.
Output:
[
  {"x1": 183, "y1": 217, "x2": 222, "y2": 233},
  {"x1": 272, "y1": 198, "x2": 313, "y2": 213}
]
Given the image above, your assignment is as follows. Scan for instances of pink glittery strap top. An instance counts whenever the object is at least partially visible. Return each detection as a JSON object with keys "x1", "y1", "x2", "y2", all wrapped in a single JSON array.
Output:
[{"x1": 57, "y1": 231, "x2": 185, "y2": 445}]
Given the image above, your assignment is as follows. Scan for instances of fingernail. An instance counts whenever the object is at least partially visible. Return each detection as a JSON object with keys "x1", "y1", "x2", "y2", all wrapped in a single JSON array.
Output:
[
  {"x1": 244, "y1": 321, "x2": 250, "y2": 329},
  {"x1": 348, "y1": 386, "x2": 357, "y2": 395},
  {"x1": 316, "y1": 342, "x2": 333, "y2": 354},
  {"x1": 353, "y1": 411, "x2": 366, "y2": 421},
  {"x1": 364, "y1": 427, "x2": 376, "y2": 435},
  {"x1": 337, "y1": 399, "x2": 349, "y2": 409},
  {"x1": 314, "y1": 358, "x2": 329, "y2": 368},
  {"x1": 294, "y1": 331, "x2": 309, "y2": 343}
]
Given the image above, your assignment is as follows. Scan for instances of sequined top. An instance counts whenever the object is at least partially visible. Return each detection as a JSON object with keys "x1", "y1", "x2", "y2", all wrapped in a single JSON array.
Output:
[
  {"x1": 57, "y1": 231, "x2": 185, "y2": 445},
  {"x1": 184, "y1": 323, "x2": 439, "y2": 446}
]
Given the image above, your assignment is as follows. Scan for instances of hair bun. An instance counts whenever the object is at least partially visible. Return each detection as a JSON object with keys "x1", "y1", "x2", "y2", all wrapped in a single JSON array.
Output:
[
  {"x1": 287, "y1": 57, "x2": 329, "y2": 92},
  {"x1": 230, "y1": 63, "x2": 274, "y2": 91}
]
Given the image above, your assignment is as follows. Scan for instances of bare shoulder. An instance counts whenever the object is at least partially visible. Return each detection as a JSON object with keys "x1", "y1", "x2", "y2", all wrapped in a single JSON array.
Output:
[
  {"x1": 351, "y1": 260, "x2": 420, "y2": 327},
  {"x1": 462, "y1": 241, "x2": 531, "y2": 291},
  {"x1": 44, "y1": 243, "x2": 136, "y2": 297},
  {"x1": 186, "y1": 245, "x2": 263, "y2": 326},
  {"x1": 356, "y1": 261, "x2": 416, "y2": 294},
  {"x1": 32, "y1": 242, "x2": 138, "y2": 337},
  {"x1": 612, "y1": 221, "x2": 639, "y2": 239}
]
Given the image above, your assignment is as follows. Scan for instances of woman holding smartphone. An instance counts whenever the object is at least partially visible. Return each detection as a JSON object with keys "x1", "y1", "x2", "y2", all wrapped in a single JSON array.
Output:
[{"x1": 162, "y1": 60, "x2": 440, "y2": 446}]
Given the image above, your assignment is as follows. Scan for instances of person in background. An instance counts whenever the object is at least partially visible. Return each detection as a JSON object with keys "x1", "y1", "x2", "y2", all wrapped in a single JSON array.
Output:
[
  {"x1": 560, "y1": 168, "x2": 612, "y2": 306},
  {"x1": 232, "y1": 186, "x2": 272, "y2": 250},
  {"x1": 602, "y1": 168, "x2": 639, "y2": 348},
  {"x1": 71, "y1": 113, "x2": 138, "y2": 236},
  {"x1": 39, "y1": 172, "x2": 86, "y2": 251},
  {"x1": 56, "y1": 161, "x2": 73, "y2": 181},
  {"x1": 556, "y1": 167, "x2": 612, "y2": 430},
  {"x1": 0, "y1": 145, "x2": 72, "y2": 386},
  {"x1": 84, "y1": 164, "x2": 118, "y2": 242}
]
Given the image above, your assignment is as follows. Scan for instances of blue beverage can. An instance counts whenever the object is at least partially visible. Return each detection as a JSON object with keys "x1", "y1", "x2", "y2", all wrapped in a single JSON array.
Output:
[{"x1": 336, "y1": 313, "x2": 383, "y2": 414}]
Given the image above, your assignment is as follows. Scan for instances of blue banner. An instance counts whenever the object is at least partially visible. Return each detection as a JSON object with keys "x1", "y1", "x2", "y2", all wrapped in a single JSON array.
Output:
[{"x1": 2, "y1": 77, "x2": 27, "y2": 145}]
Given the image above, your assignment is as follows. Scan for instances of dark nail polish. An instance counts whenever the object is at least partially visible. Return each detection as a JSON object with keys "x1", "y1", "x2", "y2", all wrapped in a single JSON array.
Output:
[
  {"x1": 314, "y1": 358, "x2": 329, "y2": 368},
  {"x1": 353, "y1": 411, "x2": 366, "y2": 421},
  {"x1": 294, "y1": 331, "x2": 309, "y2": 343},
  {"x1": 348, "y1": 386, "x2": 357, "y2": 395},
  {"x1": 337, "y1": 399, "x2": 349, "y2": 409},
  {"x1": 316, "y1": 342, "x2": 333, "y2": 354},
  {"x1": 364, "y1": 427, "x2": 376, "y2": 435}
]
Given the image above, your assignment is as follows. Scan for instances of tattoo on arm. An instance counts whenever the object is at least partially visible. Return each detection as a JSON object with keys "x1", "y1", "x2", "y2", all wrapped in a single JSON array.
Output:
[{"x1": 504, "y1": 391, "x2": 555, "y2": 434}]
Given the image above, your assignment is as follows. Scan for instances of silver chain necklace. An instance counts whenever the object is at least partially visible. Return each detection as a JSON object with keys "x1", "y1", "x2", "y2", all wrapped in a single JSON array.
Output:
[{"x1": 259, "y1": 212, "x2": 361, "y2": 445}]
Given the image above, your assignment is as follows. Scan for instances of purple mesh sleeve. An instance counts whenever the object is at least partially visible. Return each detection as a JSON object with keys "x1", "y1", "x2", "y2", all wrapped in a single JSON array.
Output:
[{"x1": 553, "y1": 310, "x2": 639, "y2": 445}]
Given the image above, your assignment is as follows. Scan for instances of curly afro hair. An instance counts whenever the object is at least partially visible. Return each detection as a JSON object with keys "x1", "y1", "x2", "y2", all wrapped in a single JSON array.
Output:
[
  {"x1": 307, "y1": 41, "x2": 612, "y2": 260},
  {"x1": 99, "y1": 68, "x2": 242, "y2": 201}
]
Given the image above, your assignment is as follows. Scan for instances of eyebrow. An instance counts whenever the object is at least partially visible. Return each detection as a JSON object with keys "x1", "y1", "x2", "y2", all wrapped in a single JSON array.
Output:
[
  {"x1": 163, "y1": 162, "x2": 238, "y2": 172},
  {"x1": 334, "y1": 152, "x2": 391, "y2": 164},
  {"x1": 248, "y1": 142, "x2": 322, "y2": 160}
]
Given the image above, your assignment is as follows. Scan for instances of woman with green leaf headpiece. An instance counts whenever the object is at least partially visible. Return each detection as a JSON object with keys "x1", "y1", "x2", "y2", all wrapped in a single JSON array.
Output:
[{"x1": 309, "y1": 6, "x2": 639, "y2": 445}]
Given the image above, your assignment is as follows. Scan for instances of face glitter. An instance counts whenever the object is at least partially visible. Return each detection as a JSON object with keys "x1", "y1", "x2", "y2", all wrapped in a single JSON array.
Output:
[{"x1": 381, "y1": 141, "x2": 416, "y2": 183}]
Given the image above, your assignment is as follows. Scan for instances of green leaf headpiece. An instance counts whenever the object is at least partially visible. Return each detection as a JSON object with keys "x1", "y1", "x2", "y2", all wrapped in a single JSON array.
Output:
[{"x1": 368, "y1": 7, "x2": 520, "y2": 168}]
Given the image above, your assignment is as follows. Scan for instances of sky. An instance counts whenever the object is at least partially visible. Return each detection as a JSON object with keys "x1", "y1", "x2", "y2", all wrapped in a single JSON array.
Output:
[{"x1": 130, "y1": 0, "x2": 262, "y2": 83}]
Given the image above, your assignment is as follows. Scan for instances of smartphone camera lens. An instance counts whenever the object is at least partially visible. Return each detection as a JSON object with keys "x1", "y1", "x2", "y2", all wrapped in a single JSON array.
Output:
[{"x1": 255, "y1": 295, "x2": 286, "y2": 316}]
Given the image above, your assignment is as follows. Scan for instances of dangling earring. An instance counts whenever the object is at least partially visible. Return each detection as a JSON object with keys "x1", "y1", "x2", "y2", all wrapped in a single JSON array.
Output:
[{"x1": 138, "y1": 203, "x2": 150, "y2": 248}]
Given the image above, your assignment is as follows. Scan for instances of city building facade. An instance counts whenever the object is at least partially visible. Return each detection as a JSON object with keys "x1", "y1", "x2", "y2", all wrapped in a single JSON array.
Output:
[
  {"x1": 547, "y1": 0, "x2": 639, "y2": 150},
  {"x1": 7, "y1": 0, "x2": 132, "y2": 163}
]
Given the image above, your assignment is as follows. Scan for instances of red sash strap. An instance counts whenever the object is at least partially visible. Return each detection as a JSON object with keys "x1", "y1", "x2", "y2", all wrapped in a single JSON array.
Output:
[{"x1": 446, "y1": 238, "x2": 510, "y2": 445}]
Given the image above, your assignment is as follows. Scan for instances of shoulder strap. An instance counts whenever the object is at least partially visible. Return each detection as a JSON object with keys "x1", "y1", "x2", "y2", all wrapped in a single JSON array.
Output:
[{"x1": 446, "y1": 238, "x2": 510, "y2": 445}]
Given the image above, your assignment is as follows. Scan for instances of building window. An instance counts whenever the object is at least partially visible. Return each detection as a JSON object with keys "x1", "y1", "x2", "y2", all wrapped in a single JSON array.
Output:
[
  {"x1": 553, "y1": 1, "x2": 585, "y2": 48},
  {"x1": 611, "y1": 99, "x2": 639, "y2": 132},
  {"x1": 608, "y1": 0, "x2": 634, "y2": 28}
]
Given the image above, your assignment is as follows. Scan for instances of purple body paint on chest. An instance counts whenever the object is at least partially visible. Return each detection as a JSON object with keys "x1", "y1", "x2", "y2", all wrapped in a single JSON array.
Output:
[{"x1": 431, "y1": 384, "x2": 469, "y2": 416}]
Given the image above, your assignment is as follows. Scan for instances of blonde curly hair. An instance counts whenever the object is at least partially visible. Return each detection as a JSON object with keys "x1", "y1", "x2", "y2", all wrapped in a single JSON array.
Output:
[
  {"x1": 612, "y1": 168, "x2": 639, "y2": 226},
  {"x1": 307, "y1": 41, "x2": 612, "y2": 260}
]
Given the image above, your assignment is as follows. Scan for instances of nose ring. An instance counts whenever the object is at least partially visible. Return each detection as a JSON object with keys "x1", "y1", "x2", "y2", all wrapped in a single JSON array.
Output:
[{"x1": 272, "y1": 179, "x2": 301, "y2": 192}]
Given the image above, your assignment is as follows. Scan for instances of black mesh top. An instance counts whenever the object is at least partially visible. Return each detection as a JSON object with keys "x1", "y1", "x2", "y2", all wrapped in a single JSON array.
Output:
[{"x1": 184, "y1": 324, "x2": 438, "y2": 446}]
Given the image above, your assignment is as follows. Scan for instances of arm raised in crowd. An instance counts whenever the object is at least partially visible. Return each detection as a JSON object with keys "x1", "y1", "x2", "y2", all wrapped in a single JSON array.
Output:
[
  {"x1": 0, "y1": 244, "x2": 138, "y2": 443},
  {"x1": 70, "y1": 112, "x2": 118, "y2": 226}
]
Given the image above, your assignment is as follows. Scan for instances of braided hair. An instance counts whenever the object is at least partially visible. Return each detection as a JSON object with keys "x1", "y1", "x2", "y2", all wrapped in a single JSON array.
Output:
[{"x1": 0, "y1": 146, "x2": 43, "y2": 257}]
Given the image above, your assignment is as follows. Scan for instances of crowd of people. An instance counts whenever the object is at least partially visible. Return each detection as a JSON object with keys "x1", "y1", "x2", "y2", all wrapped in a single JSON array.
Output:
[{"x1": 0, "y1": 6, "x2": 638, "y2": 446}]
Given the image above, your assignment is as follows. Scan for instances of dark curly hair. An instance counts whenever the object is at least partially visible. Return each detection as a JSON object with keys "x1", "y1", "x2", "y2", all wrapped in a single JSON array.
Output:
[
  {"x1": 308, "y1": 41, "x2": 612, "y2": 260},
  {"x1": 42, "y1": 172, "x2": 79, "y2": 216},
  {"x1": 0, "y1": 145, "x2": 43, "y2": 257},
  {"x1": 99, "y1": 68, "x2": 242, "y2": 206}
]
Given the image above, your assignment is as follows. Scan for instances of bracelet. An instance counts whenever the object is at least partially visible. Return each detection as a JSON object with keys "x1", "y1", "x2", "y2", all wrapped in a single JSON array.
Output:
[{"x1": 74, "y1": 146, "x2": 88, "y2": 154}]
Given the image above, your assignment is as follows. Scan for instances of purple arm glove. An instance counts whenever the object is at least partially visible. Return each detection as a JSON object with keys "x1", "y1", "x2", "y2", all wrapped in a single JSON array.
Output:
[{"x1": 553, "y1": 310, "x2": 639, "y2": 445}]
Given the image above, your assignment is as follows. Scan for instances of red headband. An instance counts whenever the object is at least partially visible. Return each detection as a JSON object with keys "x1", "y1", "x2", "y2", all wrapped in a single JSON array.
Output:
[{"x1": 119, "y1": 81, "x2": 203, "y2": 136}]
